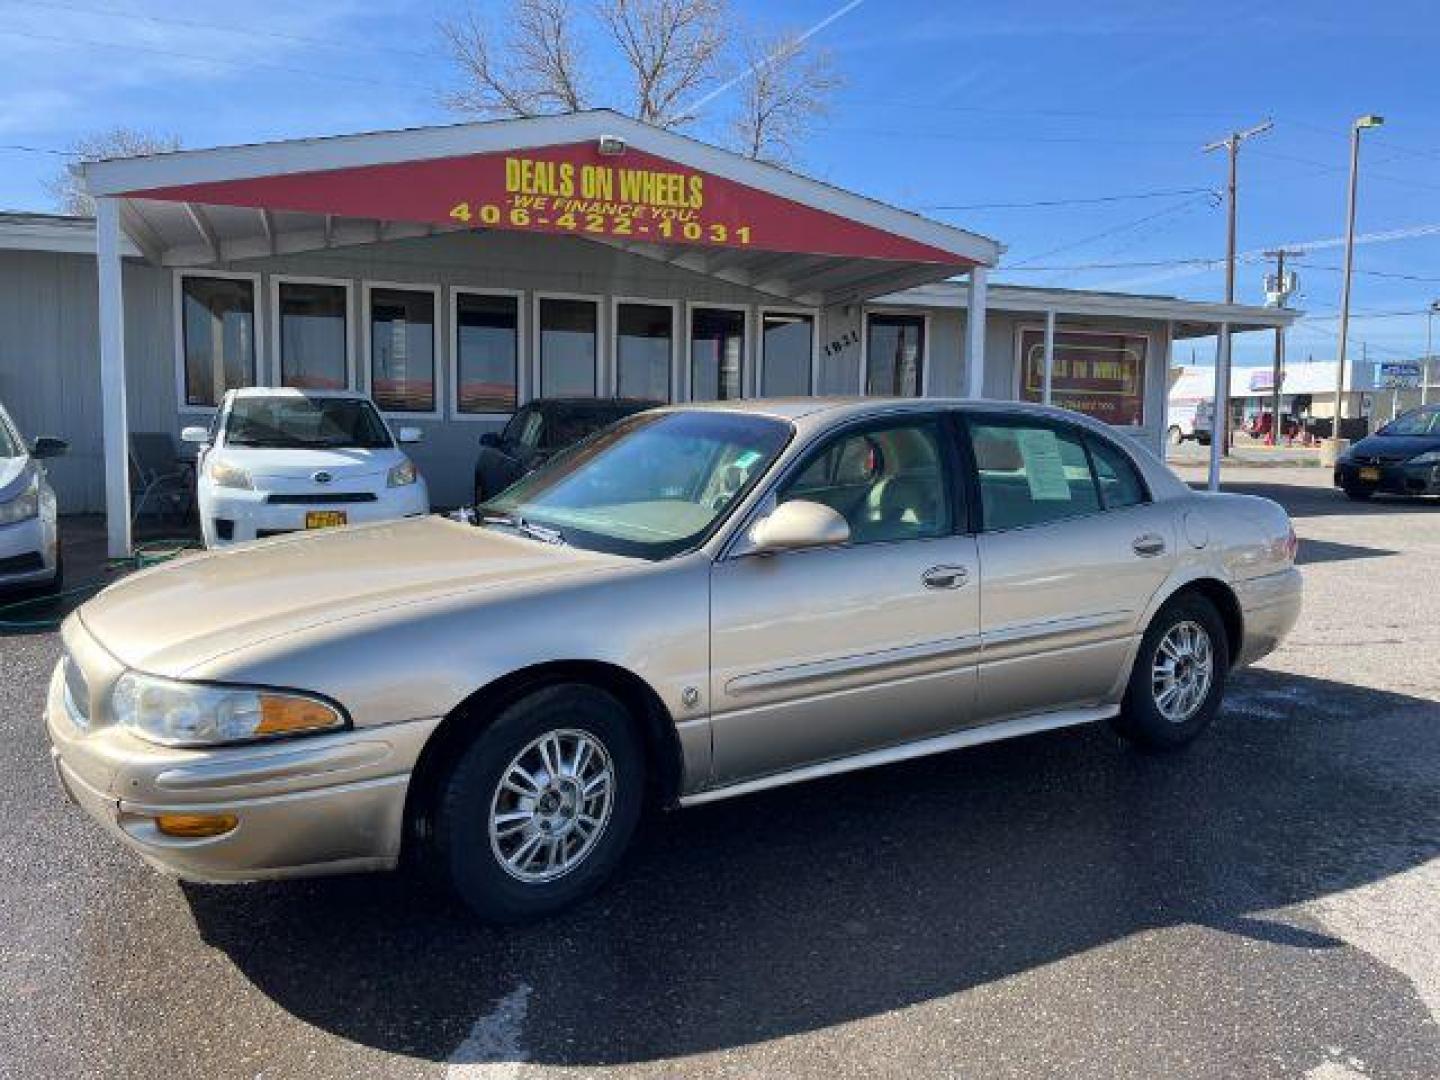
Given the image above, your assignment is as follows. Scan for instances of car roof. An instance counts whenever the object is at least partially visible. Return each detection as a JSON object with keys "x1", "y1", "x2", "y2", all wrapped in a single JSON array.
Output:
[
  {"x1": 659, "y1": 396, "x2": 1113, "y2": 425},
  {"x1": 229, "y1": 387, "x2": 372, "y2": 401}
]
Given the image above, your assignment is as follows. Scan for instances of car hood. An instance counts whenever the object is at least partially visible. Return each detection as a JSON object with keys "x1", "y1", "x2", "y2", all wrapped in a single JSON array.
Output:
[
  {"x1": 217, "y1": 445, "x2": 401, "y2": 480},
  {"x1": 78, "y1": 516, "x2": 636, "y2": 676},
  {"x1": 0, "y1": 456, "x2": 29, "y2": 500},
  {"x1": 1348, "y1": 434, "x2": 1440, "y2": 461}
]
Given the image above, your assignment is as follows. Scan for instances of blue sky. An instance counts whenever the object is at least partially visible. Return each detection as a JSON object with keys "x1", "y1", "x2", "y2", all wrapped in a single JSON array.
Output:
[{"x1": 2, "y1": 0, "x2": 1437, "y2": 369}]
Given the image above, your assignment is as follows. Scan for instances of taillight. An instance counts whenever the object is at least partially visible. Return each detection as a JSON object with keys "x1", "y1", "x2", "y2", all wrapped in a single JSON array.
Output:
[{"x1": 1284, "y1": 523, "x2": 1299, "y2": 563}]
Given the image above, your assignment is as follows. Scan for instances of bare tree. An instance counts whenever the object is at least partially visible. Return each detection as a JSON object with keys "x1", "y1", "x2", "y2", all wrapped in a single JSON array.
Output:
[
  {"x1": 440, "y1": 0, "x2": 588, "y2": 118},
  {"x1": 597, "y1": 0, "x2": 724, "y2": 127},
  {"x1": 439, "y1": 0, "x2": 836, "y2": 163},
  {"x1": 729, "y1": 31, "x2": 838, "y2": 165},
  {"x1": 45, "y1": 127, "x2": 182, "y2": 217}
]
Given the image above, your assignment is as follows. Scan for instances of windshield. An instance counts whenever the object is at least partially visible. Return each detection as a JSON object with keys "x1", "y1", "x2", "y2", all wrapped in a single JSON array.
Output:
[
  {"x1": 484, "y1": 411, "x2": 791, "y2": 559},
  {"x1": 1379, "y1": 406, "x2": 1440, "y2": 437},
  {"x1": 224, "y1": 395, "x2": 394, "y2": 449}
]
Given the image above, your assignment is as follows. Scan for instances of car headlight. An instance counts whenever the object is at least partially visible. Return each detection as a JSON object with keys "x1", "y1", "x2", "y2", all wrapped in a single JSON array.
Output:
[
  {"x1": 208, "y1": 459, "x2": 253, "y2": 490},
  {"x1": 111, "y1": 671, "x2": 346, "y2": 747},
  {"x1": 1406, "y1": 450, "x2": 1440, "y2": 466},
  {"x1": 0, "y1": 473, "x2": 39, "y2": 525},
  {"x1": 387, "y1": 458, "x2": 418, "y2": 487}
]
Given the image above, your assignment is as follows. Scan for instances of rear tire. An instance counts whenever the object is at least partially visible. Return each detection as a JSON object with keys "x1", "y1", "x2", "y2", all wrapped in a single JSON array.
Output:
[
  {"x1": 433, "y1": 684, "x2": 644, "y2": 923},
  {"x1": 1112, "y1": 594, "x2": 1229, "y2": 751}
]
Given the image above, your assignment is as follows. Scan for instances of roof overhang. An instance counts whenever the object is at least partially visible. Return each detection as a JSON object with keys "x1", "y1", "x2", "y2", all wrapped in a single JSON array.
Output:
[
  {"x1": 876, "y1": 281, "x2": 1302, "y2": 336},
  {"x1": 81, "y1": 111, "x2": 999, "y2": 306}
]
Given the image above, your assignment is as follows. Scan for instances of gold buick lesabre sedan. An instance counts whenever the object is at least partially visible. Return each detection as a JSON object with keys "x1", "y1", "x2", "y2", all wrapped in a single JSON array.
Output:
[{"x1": 48, "y1": 399, "x2": 1301, "y2": 921}]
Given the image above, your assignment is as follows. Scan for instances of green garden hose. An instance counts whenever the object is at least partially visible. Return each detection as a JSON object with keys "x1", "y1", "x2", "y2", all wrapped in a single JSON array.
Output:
[{"x1": 0, "y1": 537, "x2": 200, "y2": 632}]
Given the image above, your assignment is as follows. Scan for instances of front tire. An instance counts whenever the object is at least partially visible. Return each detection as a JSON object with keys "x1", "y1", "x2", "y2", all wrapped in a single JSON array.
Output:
[
  {"x1": 433, "y1": 684, "x2": 644, "y2": 922},
  {"x1": 1112, "y1": 594, "x2": 1229, "y2": 751}
]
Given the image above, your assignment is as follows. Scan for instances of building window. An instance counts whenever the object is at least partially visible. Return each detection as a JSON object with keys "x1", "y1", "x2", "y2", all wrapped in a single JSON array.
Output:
[
  {"x1": 455, "y1": 292, "x2": 519, "y2": 413},
  {"x1": 616, "y1": 302, "x2": 673, "y2": 401},
  {"x1": 691, "y1": 307, "x2": 744, "y2": 401},
  {"x1": 539, "y1": 297, "x2": 598, "y2": 398},
  {"x1": 368, "y1": 287, "x2": 436, "y2": 413},
  {"x1": 180, "y1": 275, "x2": 256, "y2": 407},
  {"x1": 277, "y1": 281, "x2": 348, "y2": 390},
  {"x1": 761, "y1": 312, "x2": 814, "y2": 396},
  {"x1": 866, "y1": 313, "x2": 925, "y2": 396},
  {"x1": 1018, "y1": 327, "x2": 1149, "y2": 426}
]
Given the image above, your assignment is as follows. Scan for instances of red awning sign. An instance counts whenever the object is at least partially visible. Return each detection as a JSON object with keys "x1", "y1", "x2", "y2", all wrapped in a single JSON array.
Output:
[{"x1": 123, "y1": 142, "x2": 970, "y2": 266}]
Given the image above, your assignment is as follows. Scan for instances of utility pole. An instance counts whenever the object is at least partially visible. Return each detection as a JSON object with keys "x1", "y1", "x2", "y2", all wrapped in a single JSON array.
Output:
[
  {"x1": 1328, "y1": 114, "x2": 1385, "y2": 461},
  {"x1": 1263, "y1": 249, "x2": 1300, "y2": 445},
  {"x1": 1425, "y1": 300, "x2": 1438, "y2": 406},
  {"x1": 1202, "y1": 119, "x2": 1272, "y2": 490}
]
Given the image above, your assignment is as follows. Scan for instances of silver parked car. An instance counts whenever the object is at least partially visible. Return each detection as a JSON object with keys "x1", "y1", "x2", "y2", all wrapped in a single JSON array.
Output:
[
  {"x1": 47, "y1": 399, "x2": 1301, "y2": 921},
  {"x1": 0, "y1": 400, "x2": 66, "y2": 593}
]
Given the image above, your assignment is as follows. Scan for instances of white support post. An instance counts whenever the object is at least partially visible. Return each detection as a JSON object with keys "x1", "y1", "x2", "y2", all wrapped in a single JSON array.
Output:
[
  {"x1": 1042, "y1": 308, "x2": 1056, "y2": 406},
  {"x1": 965, "y1": 265, "x2": 989, "y2": 399},
  {"x1": 96, "y1": 197, "x2": 132, "y2": 558},
  {"x1": 1207, "y1": 322, "x2": 1231, "y2": 493}
]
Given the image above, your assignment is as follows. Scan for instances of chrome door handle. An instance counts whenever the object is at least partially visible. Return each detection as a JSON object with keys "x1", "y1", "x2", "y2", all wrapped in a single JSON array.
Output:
[
  {"x1": 922, "y1": 565, "x2": 970, "y2": 590},
  {"x1": 1132, "y1": 534, "x2": 1166, "y2": 557}
]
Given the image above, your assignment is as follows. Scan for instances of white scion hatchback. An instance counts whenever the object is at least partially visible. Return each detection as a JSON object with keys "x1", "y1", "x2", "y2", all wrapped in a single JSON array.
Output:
[{"x1": 186, "y1": 388, "x2": 429, "y2": 548}]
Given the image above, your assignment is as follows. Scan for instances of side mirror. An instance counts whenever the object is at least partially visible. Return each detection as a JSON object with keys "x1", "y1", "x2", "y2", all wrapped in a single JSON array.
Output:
[
  {"x1": 30, "y1": 436, "x2": 68, "y2": 459},
  {"x1": 479, "y1": 432, "x2": 502, "y2": 449},
  {"x1": 747, "y1": 500, "x2": 850, "y2": 555},
  {"x1": 397, "y1": 427, "x2": 423, "y2": 444},
  {"x1": 180, "y1": 426, "x2": 210, "y2": 445}
]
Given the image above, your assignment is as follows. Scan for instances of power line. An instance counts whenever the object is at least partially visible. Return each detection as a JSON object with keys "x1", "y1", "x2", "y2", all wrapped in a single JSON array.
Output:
[
  {"x1": 0, "y1": 143, "x2": 76, "y2": 157},
  {"x1": 1006, "y1": 192, "x2": 1219, "y2": 268},
  {"x1": 917, "y1": 186, "x2": 1218, "y2": 211}
]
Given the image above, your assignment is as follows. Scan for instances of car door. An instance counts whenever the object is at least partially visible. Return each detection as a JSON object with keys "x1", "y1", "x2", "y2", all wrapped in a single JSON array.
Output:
[
  {"x1": 708, "y1": 413, "x2": 981, "y2": 786},
  {"x1": 964, "y1": 413, "x2": 1175, "y2": 722}
]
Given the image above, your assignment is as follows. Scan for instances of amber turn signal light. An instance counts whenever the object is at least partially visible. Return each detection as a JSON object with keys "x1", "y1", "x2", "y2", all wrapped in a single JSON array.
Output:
[
  {"x1": 154, "y1": 813, "x2": 239, "y2": 838},
  {"x1": 256, "y1": 694, "x2": 343, "y2": 736}
]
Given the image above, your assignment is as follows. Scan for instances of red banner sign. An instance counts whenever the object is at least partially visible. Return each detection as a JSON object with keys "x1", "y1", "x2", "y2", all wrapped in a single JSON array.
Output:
[{"x1": 127, "y1": 142, "x2": 969, "y2": 265}]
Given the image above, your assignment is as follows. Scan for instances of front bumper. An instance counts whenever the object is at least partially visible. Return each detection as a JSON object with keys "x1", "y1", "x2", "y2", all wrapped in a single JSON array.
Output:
[
  {"x1": 1234, "y1": 567, "x2": 1303, "y2": 667},
  {"x1": 0, "y1": 512, "x2": 58, "y2": 588},
  {"x1": 45, "y1": 637, "x2": 440, "y2": 882},
  {"x1": 200, "y1": 483, "x2": 429, "y2": 547},
  {"x1": 1334, "y1": 460, "x2": 1440, "y2": 497}
]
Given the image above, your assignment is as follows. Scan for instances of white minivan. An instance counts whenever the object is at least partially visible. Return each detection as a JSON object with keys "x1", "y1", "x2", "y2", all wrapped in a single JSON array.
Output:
[{"x1": 185, "y1": 389, "x2": 430, "y2": 548}]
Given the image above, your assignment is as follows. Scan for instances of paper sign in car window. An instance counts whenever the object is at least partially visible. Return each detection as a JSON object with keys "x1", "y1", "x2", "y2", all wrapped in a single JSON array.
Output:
[{"x1": 1016, "y1": 428, "x2": 1072, "y2": 501}]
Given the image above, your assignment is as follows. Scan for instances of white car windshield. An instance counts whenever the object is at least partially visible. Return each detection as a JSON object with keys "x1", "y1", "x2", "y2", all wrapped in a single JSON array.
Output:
[
  {"x1": 484, "y1": 411, "x2": 792, "y2": 559},
  {"x1": 225, "y1": 395, "x2": 393, "y2": 450}
]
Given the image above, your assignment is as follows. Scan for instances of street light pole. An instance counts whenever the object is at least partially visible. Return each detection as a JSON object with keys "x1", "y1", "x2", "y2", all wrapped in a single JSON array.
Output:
[
  {"x1": 1425, "y1": 301, "x2": 1438, "y2": 406},
  {"x1": 1202, "y1": 119, "x2": 1272, "y2": 491},
  {"x1": 1327, "y1": 114, "x2": 1385, "y2": 462}
]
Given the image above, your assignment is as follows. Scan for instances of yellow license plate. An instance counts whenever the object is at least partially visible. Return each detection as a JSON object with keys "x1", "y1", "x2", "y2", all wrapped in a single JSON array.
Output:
[
  {"x1": 305, "y1": 510, "x2": 348, "y2": 529},
  {"x1": 1359, "y1": 467, "x2": 1381, "y2": 482}
]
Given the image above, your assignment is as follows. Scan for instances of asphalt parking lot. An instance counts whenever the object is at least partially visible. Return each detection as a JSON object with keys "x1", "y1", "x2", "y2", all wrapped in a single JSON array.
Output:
[{"x1": 1, "y1": 468, "x2": 1436, "y2": 1080}]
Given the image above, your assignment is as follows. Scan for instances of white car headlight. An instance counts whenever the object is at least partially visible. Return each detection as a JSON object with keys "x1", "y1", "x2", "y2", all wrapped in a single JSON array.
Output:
[
  {"x1": 111, "y1": 671, "x2": 346, "y2": 747},
  {"x1": 208, "y1": 459, "x2": 253, "y2": 490},
  {"x1": 1407, "y1": 450, "x2": 1440, "y2": 466},
  {"x1": 0, "y1": 473, "x2": 39, "y2": 525},
  {"x1": 387, "y1": 458, "x2": 418, "y2": 487}
]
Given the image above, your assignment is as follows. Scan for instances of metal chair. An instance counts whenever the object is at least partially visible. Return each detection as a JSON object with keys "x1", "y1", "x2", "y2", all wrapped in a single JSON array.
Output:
[{"x1": 129, "y1": 432, "x2": 194, "y2": 525}]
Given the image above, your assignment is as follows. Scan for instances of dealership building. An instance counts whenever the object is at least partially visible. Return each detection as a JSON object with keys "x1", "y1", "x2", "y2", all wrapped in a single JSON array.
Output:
[{"x1": 0, "y1": 110, "x2": 1296, "y2": 555}]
